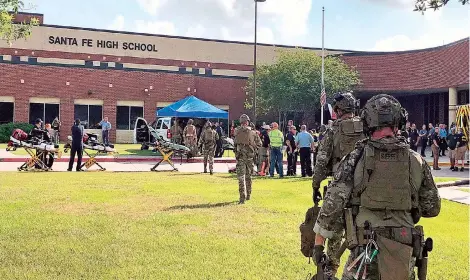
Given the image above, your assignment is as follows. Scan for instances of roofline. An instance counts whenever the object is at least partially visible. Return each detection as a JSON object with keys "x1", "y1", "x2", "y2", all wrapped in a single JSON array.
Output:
[
  {"x1": 23, "y1": 21, "x2": 466, "y2": 55},
  {"x1": 39, "y1": 24, "x2": 357, "y2": 53},
  {"x1": 9, "y1": 11, "x2": 44, "y2": 17},
  {"x1": 340, "y1": 37, "x2": 469, "y2": 56}
]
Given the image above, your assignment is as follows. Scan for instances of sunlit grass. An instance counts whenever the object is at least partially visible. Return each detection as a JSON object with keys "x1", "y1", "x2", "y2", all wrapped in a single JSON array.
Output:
[{"x1": 0, "y1": 173, "x2": 467, "y2": 279}]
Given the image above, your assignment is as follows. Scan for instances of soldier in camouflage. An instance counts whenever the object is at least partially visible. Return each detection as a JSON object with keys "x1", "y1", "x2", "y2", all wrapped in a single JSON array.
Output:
[
  {"x1": 234, "y1": 114, "x2": 262, "y2": 204},
  {"x1": 312, "y1": 92, "x2": 365, "y2": 276},
  {"x1": 198, "y1": 121, "x2": 219, "y2": 175},
  {"x1": 171, "y1": 119, "x2": 183, "y2": 145},
  {"x1": 313, "y1": 94, "x2": 441, "y2": 280},
  {"x1": 183, "y1": 119, "x2": 198, "y2": 156}
]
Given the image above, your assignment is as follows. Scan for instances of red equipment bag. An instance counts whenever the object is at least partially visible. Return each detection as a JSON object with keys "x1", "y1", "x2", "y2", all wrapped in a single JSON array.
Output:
[{"x1": 12, "y1": 129, "x2": 28, "y2": 141}]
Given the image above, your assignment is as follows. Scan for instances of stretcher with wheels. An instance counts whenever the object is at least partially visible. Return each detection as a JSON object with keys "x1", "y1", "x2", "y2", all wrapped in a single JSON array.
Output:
[
  {"x1": 150, "y1": 145, "x2": 179, "y2": 172},
  {"x1": 64, "y1": 133, "x2": 118, "y2": 171}
]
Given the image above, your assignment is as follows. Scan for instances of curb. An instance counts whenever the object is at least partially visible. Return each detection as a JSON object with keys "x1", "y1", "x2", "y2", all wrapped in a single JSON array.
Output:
[{"x1": 436, "y1": 180, "x2": 469, "y2": 188}]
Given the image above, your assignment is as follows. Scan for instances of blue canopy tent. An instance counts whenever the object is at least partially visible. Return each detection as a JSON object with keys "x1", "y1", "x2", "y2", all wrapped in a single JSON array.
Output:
[{"x1": 156, "y1": 96, "x2": 228, "y2": 119}]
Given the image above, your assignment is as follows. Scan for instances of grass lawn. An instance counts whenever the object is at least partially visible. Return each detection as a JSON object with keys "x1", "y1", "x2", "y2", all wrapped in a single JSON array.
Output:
[
  {"x1": 0, "y1": 173, "x2": 467, "y2": 279},
  {"x1": 0, "y1": 143, "x2": 235, "y2": 158}
]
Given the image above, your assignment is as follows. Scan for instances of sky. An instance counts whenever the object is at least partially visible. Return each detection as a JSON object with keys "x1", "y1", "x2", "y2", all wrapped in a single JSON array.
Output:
[{"x1": 27, "y1": 0, "x2": 469, "y2": 51}]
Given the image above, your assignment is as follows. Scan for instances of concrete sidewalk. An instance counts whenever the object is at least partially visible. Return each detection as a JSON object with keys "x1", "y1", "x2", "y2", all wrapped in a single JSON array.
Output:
[
  {"x1": 438, "y1": 186, "x2": 470, "y2": 205},
  {"x1": 1, "y1": 147, "x2": 467, "y2": 167}
]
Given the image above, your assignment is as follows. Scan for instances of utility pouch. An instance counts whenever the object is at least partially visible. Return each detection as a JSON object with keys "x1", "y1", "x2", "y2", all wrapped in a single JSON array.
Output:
[
  {"x1": 344, "y1": 208, "x2": 358, "y2": 249},
  {"x1": 391, "y1": 227, "x2": 413, "y2": 246},
  {"x1": 412, "y1": 226, "x2": 424, "y2": 258},
  {"x1": 377, "y1": 235, "x2": 413, "y2": 280}
]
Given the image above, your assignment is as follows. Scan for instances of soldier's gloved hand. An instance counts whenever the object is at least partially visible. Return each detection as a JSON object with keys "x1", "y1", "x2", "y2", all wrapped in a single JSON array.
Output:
[
  {"x1": 313, "y1": 245, "x2": 325, "y2": 265},
  {"x1": 313, "y1": 188, "x2": 322, "y2": 203}
]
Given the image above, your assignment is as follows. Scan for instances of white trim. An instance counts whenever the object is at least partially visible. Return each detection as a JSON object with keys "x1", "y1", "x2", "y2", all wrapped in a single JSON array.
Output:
[
  {"x1": 117, "y1": 101, "x2": 144, "y2": 106},
  {"x1": 156, "y1": 102, "x2": 174, "y2": 107},
  {"x1": 214, "y1": 105, "x2": 230, "y2": 110},
  {"x1": 37, "y1": 57, "x2": 85, "y2": 65},
  {"x1": 212, "y1": 69, "x2": 251, "y2": 77},
  {"x1": 123, "y1": 63, "x2": 179, "y2": 72},
  {"x1": 74, "y1": 99, "x2": 104, "y2": 105},
  {"x1": 0, "y1": 96, "x2": 14, "y2": 102},
  {"x1": 30, "y1": 97, "x2": 60, "y2": 104}
]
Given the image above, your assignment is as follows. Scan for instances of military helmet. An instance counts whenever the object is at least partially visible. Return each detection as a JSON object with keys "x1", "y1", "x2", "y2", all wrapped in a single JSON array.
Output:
[
  {"x1": 332, "y1": 92, "x2": 357, "y2": 113},
  {"x1": 360, "y1": 94, "x2": 407, "y2": 132},
  {"x1": 239, "y1": 114, "x2": 250, "y2": 123}
]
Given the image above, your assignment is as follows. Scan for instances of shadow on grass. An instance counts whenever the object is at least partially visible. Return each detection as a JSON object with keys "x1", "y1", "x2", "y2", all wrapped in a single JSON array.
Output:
[{"x1": 164, "y1": 201, "x2": 238, "y2": 211}]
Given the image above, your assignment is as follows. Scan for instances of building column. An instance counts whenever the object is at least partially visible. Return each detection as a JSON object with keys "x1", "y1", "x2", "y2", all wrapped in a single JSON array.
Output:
[{"x1": 449, "y1": 87, "x2": 458, "y2": 126}]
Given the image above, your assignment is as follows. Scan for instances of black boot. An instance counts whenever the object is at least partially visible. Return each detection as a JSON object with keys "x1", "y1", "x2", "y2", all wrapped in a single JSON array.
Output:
[{"x1": 210, "y1": 170, "x2": 213, "y2": 175}]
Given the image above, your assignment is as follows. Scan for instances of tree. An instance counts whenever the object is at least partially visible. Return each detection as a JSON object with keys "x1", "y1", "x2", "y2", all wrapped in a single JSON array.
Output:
[
  {"x1": 244, "y1": 49, "x2": 360, "y2": 126},
  {"x1": 414, "y1": 0, "x2": 469, "y2": 13},
  {"x1": 0, "y1": 0, "x2": 38, "y2": 44}
]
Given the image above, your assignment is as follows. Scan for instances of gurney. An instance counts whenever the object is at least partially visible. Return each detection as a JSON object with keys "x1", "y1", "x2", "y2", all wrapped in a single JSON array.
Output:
[
  {"x1": 6, "y1": 129, "x2": 62, "y2": 171},
  {"x1": 64, "y1": 133, "x2": 117, "y2": 171}
]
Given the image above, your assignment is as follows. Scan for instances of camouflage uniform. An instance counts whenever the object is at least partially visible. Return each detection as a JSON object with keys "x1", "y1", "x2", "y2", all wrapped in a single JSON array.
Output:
[
  {"x1": 234, "y1": 115, "x2": 262, "y2": 204},
  {"x1": 171, "y1": 121, "x2": 183, "y2": 145},
  {"x1": 312, "y1": 93, "x2": 365, "y2": 275},
  {"x1": 199, "y1": 124, "x2": 219, "y2": 174},
  {"x1": 183, "y1": 121, "x2": 198, "y2": 156},
  {"x1": 313, "y1": 94, "x2": 441, "y2": 280}
]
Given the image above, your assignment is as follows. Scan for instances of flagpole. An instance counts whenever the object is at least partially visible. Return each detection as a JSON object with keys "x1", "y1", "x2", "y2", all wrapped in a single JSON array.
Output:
[{"x1": 320, "y1": 6, "x2": 325, "y2": 125}]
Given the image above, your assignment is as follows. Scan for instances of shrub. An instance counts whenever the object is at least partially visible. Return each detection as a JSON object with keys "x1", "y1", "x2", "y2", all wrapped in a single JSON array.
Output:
[{"x1": 0, "y1": 122, "x2": 34, "y2": 143}]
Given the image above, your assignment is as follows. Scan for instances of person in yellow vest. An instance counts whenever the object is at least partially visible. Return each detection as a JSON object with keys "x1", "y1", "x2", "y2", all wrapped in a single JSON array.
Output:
[{"x1": 268, "y1": 122, "x2": 284, "y2": 178}]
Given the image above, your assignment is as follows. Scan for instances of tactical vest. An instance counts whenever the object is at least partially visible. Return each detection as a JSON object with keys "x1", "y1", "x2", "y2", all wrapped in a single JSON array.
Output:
[
  {"x1": 185, "y1": 125, "x2": 196, "y2": 137},
  {"x1": 351, "y1": 140, "x2": 421, "y2": 227},
  {"x1": 203, "y1": 129, "x2": 215, "y2": 144},
  {"x1": 332, "y1": 117, "x2": 364, "y2": 172},
  {"x1": 235, "y1": 127, "x2": 252, "y2": 145}
]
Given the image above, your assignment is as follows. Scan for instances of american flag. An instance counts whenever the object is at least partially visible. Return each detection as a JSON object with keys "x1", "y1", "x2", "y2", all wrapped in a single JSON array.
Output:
[{"x1": 320, "y1": 88, "x2": 326, "y2": 107}]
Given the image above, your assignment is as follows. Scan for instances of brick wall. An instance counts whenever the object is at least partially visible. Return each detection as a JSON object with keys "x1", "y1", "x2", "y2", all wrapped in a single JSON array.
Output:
[
  {"x1": 0, "y1": 63, "x2": 248, "y2": 142},
  {"x1": 11, "y1": 13, "x2": 44, "y2": 25}
]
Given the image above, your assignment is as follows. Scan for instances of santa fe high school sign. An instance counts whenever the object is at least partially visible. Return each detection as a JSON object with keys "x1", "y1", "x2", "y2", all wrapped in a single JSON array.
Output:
[{"x1": 48, "y1": 36, "x2": 158, "y2": 52}]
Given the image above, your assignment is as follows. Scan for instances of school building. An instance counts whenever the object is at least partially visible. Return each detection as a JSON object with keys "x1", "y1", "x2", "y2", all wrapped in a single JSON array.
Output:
[{"x1": 0, "y1": 13, "x2": 468, "y2": 142}]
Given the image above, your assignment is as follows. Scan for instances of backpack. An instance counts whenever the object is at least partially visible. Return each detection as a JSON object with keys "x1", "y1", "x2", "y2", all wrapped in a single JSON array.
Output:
[{"x1": 299, "y1": 204, "x2": 321, "y2": 258}]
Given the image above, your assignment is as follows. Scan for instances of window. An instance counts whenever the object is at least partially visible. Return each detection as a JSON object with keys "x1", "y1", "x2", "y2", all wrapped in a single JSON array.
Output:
[
  {"x1": 74, "y1": 104, "x2": 103, "y2": 129},
  {"x1": 29, "y1": 103, "x2": 60, "y2": 124},
  {"x1": 156, "y1": 119, "x2": 163, "y2": 129},
  {"x1": 0, "y1": 102, "x2": 14, "y2": 124},
  {"x1": 116, "y1": 106, "x2": 144, "y2": 130}
]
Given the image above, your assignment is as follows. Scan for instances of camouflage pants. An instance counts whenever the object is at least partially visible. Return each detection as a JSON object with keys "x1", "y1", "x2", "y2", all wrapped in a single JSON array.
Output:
[
  {"x1": 327, "y1": 230, "x2": 343, "y2": 276},
  {"x1": 172, "y1": 136, "x2": 182, "y2": 145},
  {"x1": 185, "y1": 137, "x2": 198, "y2": 156},
  {"x1": 203, "y1": 146, "x2": 216, "y2": 171},
  {"x1": 236, "y1": 158, "x2": 253, "y2": 201}
]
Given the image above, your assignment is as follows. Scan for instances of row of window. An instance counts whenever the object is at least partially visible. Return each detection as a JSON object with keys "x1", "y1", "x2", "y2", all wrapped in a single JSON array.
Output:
[{"x1": 0, "y1": 102, "x2": 144, "y2": 130}]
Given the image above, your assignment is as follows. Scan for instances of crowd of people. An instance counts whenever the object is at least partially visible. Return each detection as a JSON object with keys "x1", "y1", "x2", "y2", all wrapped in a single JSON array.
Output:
[{"x1": 402, "y1": 121, "x2": 468, "y2": 171}]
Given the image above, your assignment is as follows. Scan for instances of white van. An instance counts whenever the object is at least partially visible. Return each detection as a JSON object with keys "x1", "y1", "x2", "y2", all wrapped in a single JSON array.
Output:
[{"x1": 133, "y1": 117, "x2": 173, "y2": 144}]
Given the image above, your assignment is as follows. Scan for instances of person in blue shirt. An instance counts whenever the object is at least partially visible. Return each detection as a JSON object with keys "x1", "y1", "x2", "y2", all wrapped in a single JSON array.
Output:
[
  {"x1": 439, "y1": 124, "x2": 448, "y2": 156},
  {"x1": 99, "y1": 117, "x2": 112, "y2": 146},
  {"x1": 295, "y1": 125, "x2": 314, "y2": 177}
]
